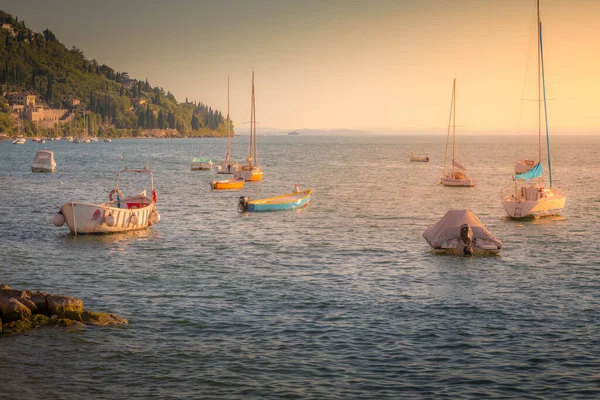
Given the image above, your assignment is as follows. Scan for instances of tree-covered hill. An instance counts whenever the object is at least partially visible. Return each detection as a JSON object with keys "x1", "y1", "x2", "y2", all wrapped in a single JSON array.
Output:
[{"x1": 0, "y1": 10, "x2": 230, "y2": 137}]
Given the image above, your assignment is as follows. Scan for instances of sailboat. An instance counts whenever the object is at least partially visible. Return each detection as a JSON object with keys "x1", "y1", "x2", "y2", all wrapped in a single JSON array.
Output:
[
  {"x1": 440, "y1": 79, "x2": 475, "y2": 187},
  {"x1": 501, "y1": 0, "x2": 566, "y2": 218},
  {"x1": 215, "y1": 77, "x2": 237, "y2": 174},
  {"x1": 233, "y1": 71, "x2": 263, "y2": 181}
]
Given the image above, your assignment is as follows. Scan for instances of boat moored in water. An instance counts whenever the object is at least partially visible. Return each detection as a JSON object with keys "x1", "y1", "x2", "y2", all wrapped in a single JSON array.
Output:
[
  {"x1": 32, "y1": 150, "x2": 56, "y2": 172},
  {"x1": 423, "y1": 210, "x2": 502, "y2": 255},
  {"x1": 210, "y1": 178, "x2": 244, "y2": 190},
  {"x1": 52, "y1": 167, "x2": 160, "y2": 235},
  {"x1": 190, "y1": 157, "x2": 213, "y2": 171},
  {"x1": 238, "y1": 189, "x2": 312, "y2": 212},
  {"x1": 409, "y1": 152, "x2": 430, "y2": 162}
]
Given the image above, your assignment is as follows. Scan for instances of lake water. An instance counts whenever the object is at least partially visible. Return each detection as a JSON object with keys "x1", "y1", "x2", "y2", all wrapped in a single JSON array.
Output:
[{"x1": 1, "y1": 135, "x2": 599, "y2": 399}]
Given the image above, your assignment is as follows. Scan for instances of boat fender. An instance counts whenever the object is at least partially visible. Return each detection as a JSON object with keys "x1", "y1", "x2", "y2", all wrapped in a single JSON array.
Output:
[
  {"x1": 105, "y1": 214, "x2": 116, "y2": 227},
  {"x1": 149, "y1": 211, "x2": 160, "y2": 224},
  {"x1": 238, "y1": 196, "x2": 249, "y2": 212},
  {"x1": 130, "y1": 215, "x2": 139, "y2": 225},
  {"x1": 109, "y1": 189, "x2": 123, "y2": 202},
  {"x1": 152, "y1": 189, "x2": 158, "y2": 204},
  {"x1": 52, "y1": 211, "x2": 65, "y2": 226},
  {"x1": 459, "y1": 224, "x2": 474, "y2": 256}
]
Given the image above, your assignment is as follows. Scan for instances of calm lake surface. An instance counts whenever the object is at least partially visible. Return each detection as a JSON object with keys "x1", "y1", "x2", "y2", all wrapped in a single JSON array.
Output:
[{"x1": 1, "y1": 135, "x2": 599, "y2": 399}]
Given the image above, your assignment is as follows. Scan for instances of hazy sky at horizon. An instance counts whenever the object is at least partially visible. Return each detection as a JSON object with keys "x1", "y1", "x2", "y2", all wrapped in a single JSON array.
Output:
[{"x1": 3, "y1": 0, "x2": 599, "y2": 133}]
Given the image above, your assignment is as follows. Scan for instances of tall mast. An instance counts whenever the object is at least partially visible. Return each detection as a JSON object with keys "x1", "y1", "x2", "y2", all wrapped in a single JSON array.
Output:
[
  {"x1": 539, "y1": 5, "x2": 553, "y2": 186},
  {"x1": 443, "y1": 79, "x2": 454, "y2": 176},
  {"x1": 252, "y1": 72, "x2": 257, "y2": 166},
  {"x1": 451, "y1": 78, "x2": 456, "y2": 175},
  {"x1": 248, "y1": 72, "x2": 253, "y2": 164},
  {"x1": 226, "y1": 76, "x2": 230, "y2": 162},
  {"x1": 537, "y1": 0, "x2": 542, "y2": 172}
]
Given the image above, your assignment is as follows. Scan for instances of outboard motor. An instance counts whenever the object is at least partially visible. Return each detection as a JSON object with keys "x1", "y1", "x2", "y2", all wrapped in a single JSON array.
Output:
[
  {"x1": 459, "y1": 223, "x2": 474, "y2": 256},
  {"x1": 238, "y1": 196, "x2": 249, "y2": 212}
]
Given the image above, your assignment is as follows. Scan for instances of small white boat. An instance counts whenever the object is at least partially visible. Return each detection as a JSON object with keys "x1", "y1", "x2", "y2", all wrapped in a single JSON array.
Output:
[
  {"x1": 423, "y1": 210, "x2": 502, "y2": 255},
  {"x1": 409, "y1": 153, "x2": 430, "y2": 162},
  {"x1": 104, "y1": 138, "x2": 112, "y2": 143},
  {"x1": 12, "y1": 137, "x2": 26, "y2": 145},
  {"x1": 90, "y1": 136, "x2": 98, "y2": 142},
  {"x1": 32, "y1": 150, "x2": 57, "y2": 172},
  {"x1": 52, "y1": 167, "x2": 160, "y2": 235},
  {"x1": 190, "y1": 157, "x2": 213, "y2": 171}
]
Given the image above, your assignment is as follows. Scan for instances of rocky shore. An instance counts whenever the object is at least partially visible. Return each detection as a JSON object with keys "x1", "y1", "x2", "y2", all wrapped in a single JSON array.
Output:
[{"x1": 0, "y1": 284, "x2": 127, "y2": 335}]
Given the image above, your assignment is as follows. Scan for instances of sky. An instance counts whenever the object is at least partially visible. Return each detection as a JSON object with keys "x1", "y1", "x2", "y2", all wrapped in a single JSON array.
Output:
[{"x1": 2, "y1": 0, "x2": 599, "y2": 134}]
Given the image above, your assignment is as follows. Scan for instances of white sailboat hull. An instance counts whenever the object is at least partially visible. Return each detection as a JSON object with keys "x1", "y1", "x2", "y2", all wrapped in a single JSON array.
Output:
[
  {"x1": 501, "y1": 187, "x2": 566, "y2": 218},
  {"x1": 440, "y1": 173, "x2": 476, "y2": 187}
]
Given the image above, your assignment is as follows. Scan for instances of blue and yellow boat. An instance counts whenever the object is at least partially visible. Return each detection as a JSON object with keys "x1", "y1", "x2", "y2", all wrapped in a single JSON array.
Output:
[{"x1": 238, "y1": 189, "x2": 312, "y2": 212}]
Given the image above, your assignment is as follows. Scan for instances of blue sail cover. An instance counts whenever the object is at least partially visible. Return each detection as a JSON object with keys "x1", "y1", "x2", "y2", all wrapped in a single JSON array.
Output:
[{"x1": 516, "y1": 162, "x2": 543, "y2": 181}]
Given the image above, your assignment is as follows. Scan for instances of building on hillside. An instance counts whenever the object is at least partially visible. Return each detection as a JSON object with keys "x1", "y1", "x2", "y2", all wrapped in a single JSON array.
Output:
[
  {"x1": 71, "y1": 98, "x2": 81, "y2": 107},
  {"x1": 1, "y1": 23, "x2": 16, "y2": 36},
  {"x1": 22, "y1": 105, "x2": 68, "y2": 123},
  {"x1": 7, "y1": 93, "x2": 37, "y2": 107},
  {"x1": 122, "y1": 79, "x2": 135, "y2": 89},
  {"x1": 131, "y1": 98, "x2": 147, "y2": 106}
]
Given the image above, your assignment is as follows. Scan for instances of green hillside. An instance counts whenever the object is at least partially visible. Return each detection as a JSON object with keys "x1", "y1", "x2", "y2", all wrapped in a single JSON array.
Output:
[{"x1": 0, "y1": 10, "x2": 230, "y2": 137}]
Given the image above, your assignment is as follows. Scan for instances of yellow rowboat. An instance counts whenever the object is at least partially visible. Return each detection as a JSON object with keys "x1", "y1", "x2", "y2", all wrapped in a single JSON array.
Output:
[{"x1": 210, "y1": 178, "x2": 245, "y2": 190}]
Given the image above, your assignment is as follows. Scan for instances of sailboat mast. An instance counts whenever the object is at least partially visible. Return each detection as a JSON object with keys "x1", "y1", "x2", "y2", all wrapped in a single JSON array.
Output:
[
  {"x1": 226, "y1": 76, "x2": 231, "y2": 162},
  {"x1": 248, "y1": 72, "x2": 254, "y2": 164},
  {"x1": 539, "y1": 13, "x2": 553, "y2": 187},
  {"x1": 452, "y1": 78, "x2": 456, "y2": 174},
  {"x1": 252, "y1": 73, "x2": 257, "y2": 166},
  {"x1": 537, "y1": 0, "x2": 543, "y2": 171},
  {"x1": 443, "y1": 79, "x2": 455, "y2": 176}
]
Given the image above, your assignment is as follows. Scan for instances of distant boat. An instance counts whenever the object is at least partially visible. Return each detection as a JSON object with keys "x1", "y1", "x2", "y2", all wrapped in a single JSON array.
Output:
[
  {"x1": 423, "y1": 210, "x2": 502, "y2": 255},
  {"x1": 190, "y1": 157, "x2": 213, "y2": 171},
  {"x1": 52, "y1": 167, "x2": 160, "y2": 235},
  {"x1": 210, "y1": 178, "x2": 244, "y2": 190},
  {"x1": 409, "y1": 152, "x2": 430, "y2": 162},
  {"x1": 32, "y1": 150, "x2": 56, "y2": 172},
  {"x1": 501, "y1": 0, "x2": 566, "y2": 218},
  {"x1": 440, "y1": 79, "x2": 476, "y2": 187},
  {"x1": 215, "y1": 77, "x2": 238, "y2": 174},
  {"x1": 288, "y1": 131, "x2": 300, "y2": 135},
  {"x1": 238, "y1": 189, "x2": 312, "y2": 212},
  {"x1": 104, "y1": 138, "x2": 112, "y2": 143},
  {"x1": 234, "y1": 71, "x2": 263, "y2": 182},
  {"x1": 12, "y1": 137, "x2": 26, "y2": 145},
  {"x1": 514, "y1": 158, "x2": 536, "y2": 174}
]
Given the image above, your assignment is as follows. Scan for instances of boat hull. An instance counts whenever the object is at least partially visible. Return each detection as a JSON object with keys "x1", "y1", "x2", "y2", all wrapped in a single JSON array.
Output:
[
  {"x1": 210, "y1": 178, "x2": 244, "y2": 190},
  {"x1": 234, "y1": 167, "x2": 263, "y2": 181},
  {"x1": 245, "y1": 189, "x2": 312, "y2": 212},
  {"x1": 190, "y1": 163, "x2": 212, "y2": 171},
  {"x1": 502, "y1": 190, "x2": 566, "y2": 218},
  {"x1": 60, "y1": 201, "x2": 157, "y2": 234},
  {"x1": 432, "y1": 246, "x2": 501, "y2": 256},
  {"x1": 32, "y1": 166, "x2": 56, "y2": 172},
  {"x1": 440, "y1": 177, "x2": 476, "y2": 187}
]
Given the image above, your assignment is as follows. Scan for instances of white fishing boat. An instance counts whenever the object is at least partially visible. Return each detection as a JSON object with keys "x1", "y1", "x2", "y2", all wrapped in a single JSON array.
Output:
[
  {"x1": 12, "y1": 137, "x2": 26, "y2": 145},
  {"x1": 190, "y1": 157, "x2": 213, "y2": 171},
  {"x1": 52, "y1": 167, "x2": 160, "y2": 235},
  {"x1": 501, "y1": 0, "x2": 566, "y2": 218},
  {"x1": 32, "y1": 150, "x2": 56, "y2": 172},
  {"x1": 440, "y1": 79, "x2": 475, "y2": 187},
  {"x1": 234, "y1": 71, "x2": 263, "y2": 182},
  {"x1": 215, "y1": 77, "x2": 239, "y2": 175},
  {"x1": 423, "y1": 210, "x2": 502, "y2": 255},
  {"x1": 409, "y1": 153, "x2": 430, "y2": 162}
]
